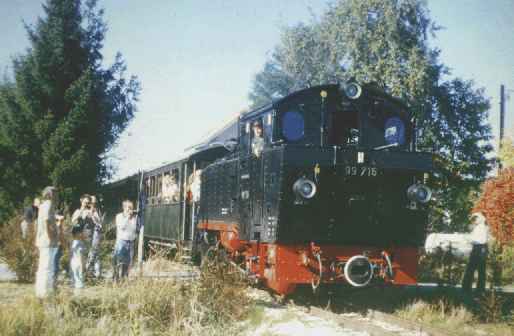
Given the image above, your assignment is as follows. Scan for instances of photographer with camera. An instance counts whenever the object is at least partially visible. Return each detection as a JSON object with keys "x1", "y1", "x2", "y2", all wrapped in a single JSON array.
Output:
[
  {"x1": 70, "y1": 194, "x2": 94, "y2": 290},
  {"x1": 86, "y1": 195, "x2": 104, "y2": 279}
]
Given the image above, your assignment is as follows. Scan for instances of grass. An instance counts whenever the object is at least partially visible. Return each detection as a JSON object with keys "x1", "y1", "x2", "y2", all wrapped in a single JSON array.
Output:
[
  {"x1": 0, "y1": 259, "x2": 253, "y2": 336},
  {"x1": 397, "y1": 299, "x2": 513, "y2": 336},
  {"x1": 286, "y1": 284, "x2": 514, "y2": 336}
]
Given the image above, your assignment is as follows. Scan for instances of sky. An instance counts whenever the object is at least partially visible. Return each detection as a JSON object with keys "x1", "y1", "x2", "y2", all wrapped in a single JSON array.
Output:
[{"x1": 1, "y1": 0, "x2": 513, "y2": 179}]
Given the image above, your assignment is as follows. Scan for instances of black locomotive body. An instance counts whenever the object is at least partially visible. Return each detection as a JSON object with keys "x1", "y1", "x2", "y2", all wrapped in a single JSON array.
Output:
[{"x1": 104, "y1": 82, "x2": 433, "y2": 294}]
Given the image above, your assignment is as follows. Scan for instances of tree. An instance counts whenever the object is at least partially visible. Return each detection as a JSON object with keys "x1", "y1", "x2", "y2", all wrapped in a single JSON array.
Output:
[
  {"x1": 250, "y1": 0, "x2": 438, "y2": 107},
  {"x1": 424, "y1": 79, "x2": 493, "y2": 231},
  {"x1": 248, "y1": 0, "x2": 493, "y2": 231},
  {"x1": 0, "y1": 0, "x2": 140, "y2": 218}
]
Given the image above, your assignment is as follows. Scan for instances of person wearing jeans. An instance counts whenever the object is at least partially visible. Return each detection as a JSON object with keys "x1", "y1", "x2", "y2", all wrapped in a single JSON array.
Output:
[
  {"x1": 53, "y1": 214, "x2": 65, "y2": 283},
  {"x1": 113, "y1": 200, "x2": 137, "y2": 281},
  {"x1": 70, "y1": 195, "x2": 93, "y2": 290},
  {"x1": 86, "y1": 195, "x2": 103, "y2": 278}
]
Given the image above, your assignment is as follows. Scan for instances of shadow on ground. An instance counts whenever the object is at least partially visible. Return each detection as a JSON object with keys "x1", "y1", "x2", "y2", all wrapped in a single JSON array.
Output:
[{"x1": 288, "y1": 283, "x2": 514, "y2": 322}]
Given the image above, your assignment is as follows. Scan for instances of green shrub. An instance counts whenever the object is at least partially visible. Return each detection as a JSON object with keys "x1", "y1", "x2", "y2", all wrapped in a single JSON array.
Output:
[
  {"x1": 0, "y1": 215, "x2": 38, "y2": 283},
  {"x1": 489, "y1": 243, "x2": 514, "y2": 286},
  {"x1": 418, "y1": 242, "x2": 514, "y2": 288},
  {"x1": 417, "y1": 249, "x2": 466, "y2": 286}
]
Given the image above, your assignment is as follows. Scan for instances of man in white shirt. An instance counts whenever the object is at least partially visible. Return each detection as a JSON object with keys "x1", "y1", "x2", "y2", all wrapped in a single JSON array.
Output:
[
  {"x1": 113, "y1": 200, "x2": 137, "y2": 281},
  {"x1": 462, "y1": 212, "x2": 490, "y2": 293},
  {"x1": 35, "y1": 186, "x2": 58, "y2": 298}
]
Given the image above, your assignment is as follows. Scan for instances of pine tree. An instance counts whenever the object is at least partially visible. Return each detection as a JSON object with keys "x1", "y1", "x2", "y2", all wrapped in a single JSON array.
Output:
[{"x1": 0, "y1": 0, "x2": 140, "y2": 218}]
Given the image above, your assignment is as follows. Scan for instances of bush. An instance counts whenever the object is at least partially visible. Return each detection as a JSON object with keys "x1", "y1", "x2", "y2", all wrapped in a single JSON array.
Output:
[
  {"x1": 494, "y1": 243, "x2": 514, "y2": 286},
  {"x1": 417, "y1": 249, "x2": 466, "y2": 286},
  {"x1": 0, "y1": 254, "x2": 253, "y2": 336},
  {"x1": 418, "y1": 242, "x2": 514, "y2": 288},
  {"x1": 0, "y1": 215, "x2": 38, "y2": 282}
]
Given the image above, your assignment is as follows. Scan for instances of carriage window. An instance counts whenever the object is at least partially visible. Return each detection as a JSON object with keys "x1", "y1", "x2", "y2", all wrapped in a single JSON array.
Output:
[
  {"x1": 282, "y1": 110, "x2": 305, "y2": 141},
  {"x1": 156, "y1": 174, "x2": 163, "y2": 197},
  {"x1": 145, "y1": 178, "x2": 151, "y2": 202},
  {"x1": 150, "y1": 176, "x2": 155, "y2": 197},
  {"x1": 162, "y1": 169, "x2": 180, "y2": 203},
  {"x1": 264, "y1": 113, "x2": 273, "y2": 143}
]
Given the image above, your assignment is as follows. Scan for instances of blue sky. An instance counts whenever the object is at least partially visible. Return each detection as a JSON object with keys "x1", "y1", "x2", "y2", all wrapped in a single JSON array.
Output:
[{"x1": 1, "y1": 0, "x2": 513, "y2": 179}]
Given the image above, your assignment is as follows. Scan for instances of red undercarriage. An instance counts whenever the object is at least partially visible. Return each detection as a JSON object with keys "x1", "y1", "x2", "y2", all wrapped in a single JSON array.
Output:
[{"x1": 198, "y1": 221, "x2": 418, "y2": 295}]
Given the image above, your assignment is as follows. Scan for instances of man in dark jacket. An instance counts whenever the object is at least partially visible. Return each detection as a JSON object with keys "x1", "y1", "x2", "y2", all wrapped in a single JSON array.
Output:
[{"x1": 21, "y1": 197, "x2": 40, "y2": 238}]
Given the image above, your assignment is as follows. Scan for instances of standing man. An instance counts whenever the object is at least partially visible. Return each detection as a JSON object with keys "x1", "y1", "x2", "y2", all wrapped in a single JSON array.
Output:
[
  {"x1": 86, "y1": 195, "x2": 103, "y2": 278},
  {"x1": 113, "y1": 200, "x2": 137, "y2": 281},
  {"x1": 462, "y1": 212, "x2": 490, "y2": 293},
  {"x1": 35, "y1": 187, "x2": 58, "y2": 298},
  {"x1": 21, "y1": 197, "x2": 40, "y2": 239},
  {"x1": 70, "y1": 194, "x2": 93, "y2": 290}
]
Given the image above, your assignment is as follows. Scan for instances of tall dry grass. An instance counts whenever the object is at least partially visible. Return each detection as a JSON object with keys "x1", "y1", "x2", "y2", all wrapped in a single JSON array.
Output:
[
  {"x1": 397, "y1": 299, "x2": 513, "y2": 336},
  {"x1": 0, "y1": 255, "x2": 252, "y2": 335}
]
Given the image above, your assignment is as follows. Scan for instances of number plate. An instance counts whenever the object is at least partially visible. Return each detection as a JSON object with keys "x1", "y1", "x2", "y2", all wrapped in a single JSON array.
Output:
[{"x1": 344, "y1": 166, "x2": 379, "y2": 177}]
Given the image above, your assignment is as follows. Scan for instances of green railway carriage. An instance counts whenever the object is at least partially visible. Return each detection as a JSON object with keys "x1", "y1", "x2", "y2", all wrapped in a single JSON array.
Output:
[{"x1": 102, "y1": 118, "x2": 238, "y2": 247}]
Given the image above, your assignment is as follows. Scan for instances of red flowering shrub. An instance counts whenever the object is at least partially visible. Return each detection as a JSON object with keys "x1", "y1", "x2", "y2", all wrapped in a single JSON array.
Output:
[{"x1": 473, "y1": 168, "x2": 514, "y2": 245}]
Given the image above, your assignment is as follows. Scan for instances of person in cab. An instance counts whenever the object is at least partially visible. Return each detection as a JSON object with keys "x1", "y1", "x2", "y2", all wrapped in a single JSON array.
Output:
[{"x1": 251, "y1": 121, "x2": 264, "y2": 158}]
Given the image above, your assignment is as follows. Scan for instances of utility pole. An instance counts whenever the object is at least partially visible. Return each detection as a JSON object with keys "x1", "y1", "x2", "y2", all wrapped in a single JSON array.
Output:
[{"x1": 499, "y1": 84, "x2": 505, "y2": 170}]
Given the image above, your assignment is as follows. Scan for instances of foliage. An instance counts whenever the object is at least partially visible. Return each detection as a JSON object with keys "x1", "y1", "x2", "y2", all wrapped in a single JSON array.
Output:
[
  {"x1": 0, "y1": 260, "x2": 251, "y2": 336},
  {"x1": 418, "y1": 242, "x2": 513, "y2": 289},
  {"x1": 417, "y1": 248, "x2": 465, "y2": 286},
  {"x1": 496, "y1": 244, "x2": 514, "y2": 286},
  {"x1": 397, "y1": 300, "x2": 473, "y2": 331},
  {"x1": 0, "y1": 0, "x2": 140, "y2": 220},
  {"x1": 473, "y1": 168, "x2": 514, "y2": 244},
  {"x1": 425, "y1": 79, "x2": 493, "y2": 232},
  {"x1": 476, "y1": 289, "x2": 511, "y2": 324},
  {"x1": 397, "y1": 298, "x2": 514, "y2": 335},
  {"x1": 249, "y1": 0, "x2": 493, "y2": 232},
  {"x1": 499, "y1": 135, "x2": 514, "y2": 168},
  {"x1": 0, "y1": 215, "x2": 38, "y2": 282}
]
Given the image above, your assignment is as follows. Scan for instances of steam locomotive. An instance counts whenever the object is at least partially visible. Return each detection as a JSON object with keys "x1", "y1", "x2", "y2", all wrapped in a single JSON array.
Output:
[{"x1": 104, "y1": 82, "x2": 433, "y2": 295}]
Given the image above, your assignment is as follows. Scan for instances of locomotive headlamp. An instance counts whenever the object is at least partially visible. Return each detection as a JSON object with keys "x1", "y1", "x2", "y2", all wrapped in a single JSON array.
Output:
[
  {"x1": 407, "y1": 184, "x2": 432, "y2": 204},
  {"x1": 344, "y1": 83, "x2": 362, "y2": 100},
  {"x1": 293, "y1": 177, "x2": 317, "y2": 199}
]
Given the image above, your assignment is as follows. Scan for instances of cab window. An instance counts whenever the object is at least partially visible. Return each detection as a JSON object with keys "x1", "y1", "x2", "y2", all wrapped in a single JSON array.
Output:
[{"x1": 282, "y1": 110, "x2": 304, "y2": 142}]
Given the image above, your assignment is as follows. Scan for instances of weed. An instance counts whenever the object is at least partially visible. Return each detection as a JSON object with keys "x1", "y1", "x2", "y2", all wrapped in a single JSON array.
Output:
[
  {"x1": 0, "y1": 215, "x2": 38, "y2": 282},
  {"x1": 0, "y1": 254, "x2": 253, "y2": 336}
]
